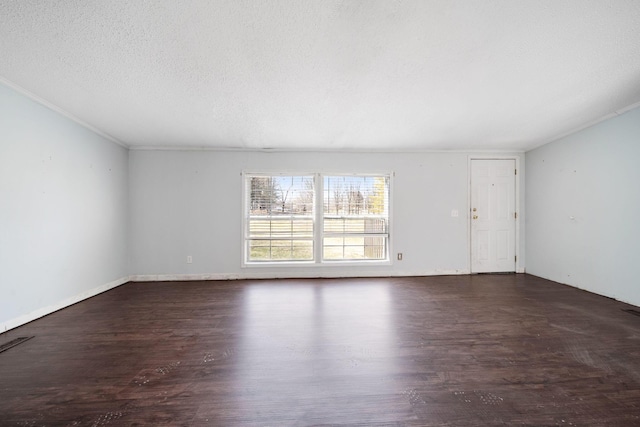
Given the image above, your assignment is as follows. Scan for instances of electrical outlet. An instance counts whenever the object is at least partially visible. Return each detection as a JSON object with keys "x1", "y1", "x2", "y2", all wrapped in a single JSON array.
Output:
[
  {"x1": 187, "y1": 256, "x2": 193, "y2": 264},
  {"x1": 397, "y1": 253, "x2": 403, "y2": 261}
]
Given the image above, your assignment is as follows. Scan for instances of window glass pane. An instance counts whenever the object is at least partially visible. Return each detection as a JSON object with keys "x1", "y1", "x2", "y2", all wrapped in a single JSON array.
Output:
[
  {"x1": 271, "y1": 240, "x2": 299, "y2": 260},
  {"x1": 364, "y1": 236, "x2": 386, "y2": 259},
  {"x1": 323, "y1": 237, "x2": 387, "y2": 260},
  {"x1": 292, "y1": 240, "x2": 314, "y2": 260},
  {"x1": 245, "y1": 175, "x2": 314, "y2": 263},
  {"x1": 322, "y1": 175, "x2": 389, "y2": 261},
  {"x1": 248, "y1": 239, "x2": 313, "y2": 261},
  {"x1": 248, "y1": 218, "x2": 313, "y2": 238},
  {"x1": 248, "y1": 239, "x2": 271, "y2": 261},
  {"x1": 323, "y1": 176, "x2": 388, "y2": 217},
  {"x1": 249, "y1": 176, "x2": 314, "y2": 216},
  {"x1": 323, "y1": 218, "x2": 388, "y2": 234}
]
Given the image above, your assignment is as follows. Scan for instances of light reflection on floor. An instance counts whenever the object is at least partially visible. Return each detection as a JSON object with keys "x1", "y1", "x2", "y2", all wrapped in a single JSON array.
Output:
[{"x1": 233, "y1": 279, "x2": 401, "y2": 424}]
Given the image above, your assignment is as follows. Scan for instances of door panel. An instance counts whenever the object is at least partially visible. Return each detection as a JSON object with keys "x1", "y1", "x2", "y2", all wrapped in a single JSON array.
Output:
[
  {"x1": 471, "y1": 159, "x2": 516, "y2": 273},
  {"x1": 496, "y1": 230, "x2": 509, "y2": 261},
  {"x1": 496, "y1": 183, "x2": 509, "y2": 220},
  {"x1": 478, "y1": 230, "x2": 490, "y2": 261}
]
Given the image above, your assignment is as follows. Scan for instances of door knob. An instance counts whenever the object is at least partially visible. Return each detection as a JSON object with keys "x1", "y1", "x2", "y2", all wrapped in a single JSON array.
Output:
[{"x1": 473, "y1": 215, "x2": 478, "y2": 219}]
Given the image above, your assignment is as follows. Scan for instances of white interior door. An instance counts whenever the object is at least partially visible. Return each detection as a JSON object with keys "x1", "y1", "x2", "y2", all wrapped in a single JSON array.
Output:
[{"x1": 471, "y1": 159, "x2": 516, "y2": 273}]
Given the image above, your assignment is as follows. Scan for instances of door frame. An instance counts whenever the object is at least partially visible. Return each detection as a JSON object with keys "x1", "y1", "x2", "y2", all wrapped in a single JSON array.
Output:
[{"x1": 467, "y1": 156, "x2": 522, "y2": 273}]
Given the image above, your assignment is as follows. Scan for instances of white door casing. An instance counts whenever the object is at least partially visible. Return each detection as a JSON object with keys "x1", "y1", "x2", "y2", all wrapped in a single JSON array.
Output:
[{"x1": 470, "y1": 159, "x2": 516, "y2": 273}]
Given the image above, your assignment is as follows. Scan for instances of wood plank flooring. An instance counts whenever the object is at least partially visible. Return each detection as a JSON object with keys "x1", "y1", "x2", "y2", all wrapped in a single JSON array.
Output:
[{"x1": 1, "y1": 274, "x2": 640, "y2": 426}]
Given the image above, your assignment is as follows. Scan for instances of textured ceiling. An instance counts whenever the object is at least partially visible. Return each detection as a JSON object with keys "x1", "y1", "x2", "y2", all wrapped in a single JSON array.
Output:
[{"x1": 1, "y1": 1, "x2": 640, "y2": 151}]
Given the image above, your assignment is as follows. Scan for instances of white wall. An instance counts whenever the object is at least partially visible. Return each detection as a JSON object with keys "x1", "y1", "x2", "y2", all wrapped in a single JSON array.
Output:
[
  {"x1": 0, "y1": 82, "x2": 129, "y2": 331},
  {"x1": 129, "y1": 150, "x2": 525, "y2": 279},
  {"x1": 526, "y1": 106, "x2": 640, "y2": 307}
]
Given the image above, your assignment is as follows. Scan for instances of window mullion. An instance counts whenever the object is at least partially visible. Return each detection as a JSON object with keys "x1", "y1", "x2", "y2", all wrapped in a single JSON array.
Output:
[{"x1": 315, "y1": 173, "x2": 323, "y2": 264}]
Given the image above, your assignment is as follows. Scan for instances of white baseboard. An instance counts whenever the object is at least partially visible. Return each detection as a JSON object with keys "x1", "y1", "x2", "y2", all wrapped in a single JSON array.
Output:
[
  {"x1": 1, "y1": 276, "x2": 130, "y2": 333},
  {"x1": 129, "y1": 269, "x2": 472, "y2": 282}
]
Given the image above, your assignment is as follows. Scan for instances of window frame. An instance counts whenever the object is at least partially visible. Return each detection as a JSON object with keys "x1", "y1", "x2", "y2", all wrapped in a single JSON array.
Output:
[
  {"x1": 242, "y1": 171, "x2": 393, "y2": 267},
  {"x1": 320, "y1": 174, "x2": 391, "y2": 263}
]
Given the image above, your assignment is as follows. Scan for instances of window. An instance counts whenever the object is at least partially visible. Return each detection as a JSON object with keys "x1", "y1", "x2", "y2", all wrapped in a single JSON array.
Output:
[
  {"x1": 323, "y1": 175, "x2": 389, "y2": 261},
  {"x1": 243, "y1": 173, "x2": 390, "y2": 264},
  {"x1": 245, "y1": 175, "x2": 315, "y2": 262}
]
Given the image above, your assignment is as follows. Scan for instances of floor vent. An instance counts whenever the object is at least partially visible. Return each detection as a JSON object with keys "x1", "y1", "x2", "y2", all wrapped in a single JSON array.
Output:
[
  {"x1": 0, "y1": 336, "x2": 34, "y2": 354},
  {"x1": 622, "y1": 309, "x2": 640, "y2": 317}
]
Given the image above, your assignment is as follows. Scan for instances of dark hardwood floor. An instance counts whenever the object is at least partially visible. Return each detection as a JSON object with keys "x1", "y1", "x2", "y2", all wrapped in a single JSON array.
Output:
[{"x1": 1, "y1": 274, "x2": 640, "y2": 426}]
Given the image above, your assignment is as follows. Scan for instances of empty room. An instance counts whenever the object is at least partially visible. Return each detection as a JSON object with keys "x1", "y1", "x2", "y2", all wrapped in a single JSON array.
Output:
[{"x1": 1, "y1": 1, "x2": 640, "y2": 425}]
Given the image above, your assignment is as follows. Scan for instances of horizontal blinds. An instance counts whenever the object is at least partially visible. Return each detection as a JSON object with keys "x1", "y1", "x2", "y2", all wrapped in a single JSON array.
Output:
[
  {"x1": 248, "y1": 175, "x2": 314, "y2": 218},
  {"x1": 323, "y1": 217, "x2": 388, "y2": 235},
  {"x1": 323, "y1": 176, "x2": 389, "y2": 234}
]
